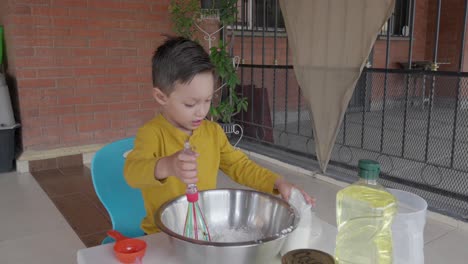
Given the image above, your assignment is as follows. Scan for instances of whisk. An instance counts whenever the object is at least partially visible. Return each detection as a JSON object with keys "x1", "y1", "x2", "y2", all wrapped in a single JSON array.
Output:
[{"x1": 182, "y1": 141, "x2": 211, "y2": 241}]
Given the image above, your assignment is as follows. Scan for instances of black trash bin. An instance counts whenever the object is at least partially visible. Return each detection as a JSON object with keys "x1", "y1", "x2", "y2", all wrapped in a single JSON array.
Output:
[{"x1": 0, "y1": 124, "x2": 19, "y2": 172}]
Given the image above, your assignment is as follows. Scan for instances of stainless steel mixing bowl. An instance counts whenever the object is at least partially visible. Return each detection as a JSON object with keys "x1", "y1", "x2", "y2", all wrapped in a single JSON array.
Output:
[{"x1": 155, "y1": 189, "x2": 299, "y2": 264}]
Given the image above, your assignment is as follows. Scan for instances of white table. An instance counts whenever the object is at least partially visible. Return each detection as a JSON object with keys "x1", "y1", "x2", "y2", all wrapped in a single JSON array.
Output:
[{"x1": 77, "y1": 219, "x2": 337, "y2": 264}]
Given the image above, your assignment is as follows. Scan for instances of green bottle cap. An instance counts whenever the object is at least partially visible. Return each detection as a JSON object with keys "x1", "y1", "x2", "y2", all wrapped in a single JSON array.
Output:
[{"x1": 358, "y1": 159, "x2": 380, "y2": 179}]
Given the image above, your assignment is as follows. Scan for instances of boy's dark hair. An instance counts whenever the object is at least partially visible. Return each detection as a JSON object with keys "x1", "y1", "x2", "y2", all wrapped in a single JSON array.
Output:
[{"x1": 152, "y1": 36, "x2": 215, "y2": 94}]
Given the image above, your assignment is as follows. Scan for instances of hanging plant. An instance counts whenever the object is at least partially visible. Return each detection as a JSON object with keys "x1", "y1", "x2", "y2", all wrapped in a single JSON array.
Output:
[{"x1": 169, "y1": 0, "x2": 248, "y2": 124}]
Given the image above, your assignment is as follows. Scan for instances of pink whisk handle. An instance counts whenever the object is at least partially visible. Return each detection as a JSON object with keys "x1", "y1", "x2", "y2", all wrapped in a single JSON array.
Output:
[
  {"x1": 186, "y1": 192, "x2": 198, "y2": 202},
  {"x1": 186, "y1": 183, "x2": 199, "y2": 202}
]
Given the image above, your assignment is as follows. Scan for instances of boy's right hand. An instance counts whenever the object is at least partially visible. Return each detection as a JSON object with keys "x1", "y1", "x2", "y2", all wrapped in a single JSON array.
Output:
[{"x1": 155, "y1": 148, "x2": 199, "y2": 184}]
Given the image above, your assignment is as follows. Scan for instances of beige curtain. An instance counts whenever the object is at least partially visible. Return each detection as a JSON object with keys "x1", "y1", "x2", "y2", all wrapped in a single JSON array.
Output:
[{"x1": 279, "y1": 0, "x2": 395, "y2": 172}]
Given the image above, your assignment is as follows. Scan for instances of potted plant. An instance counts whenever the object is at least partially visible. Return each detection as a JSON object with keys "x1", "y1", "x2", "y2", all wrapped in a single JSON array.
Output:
[{"x1": 169, "y1": 0, "x2": 247, "y2": 145}]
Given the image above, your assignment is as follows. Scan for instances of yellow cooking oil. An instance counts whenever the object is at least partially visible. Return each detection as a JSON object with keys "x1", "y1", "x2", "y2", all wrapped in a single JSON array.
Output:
[{"x1": 335, "y1": 160, "x2": 397, "y2": 264}]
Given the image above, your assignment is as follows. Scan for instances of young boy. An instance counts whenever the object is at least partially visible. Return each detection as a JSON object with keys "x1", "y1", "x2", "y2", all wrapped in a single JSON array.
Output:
[{"x1": 124, "y1": 36, "x2": 314, "y2": 235}]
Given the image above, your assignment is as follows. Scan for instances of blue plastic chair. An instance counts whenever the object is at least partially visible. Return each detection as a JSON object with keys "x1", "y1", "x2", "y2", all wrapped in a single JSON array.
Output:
[{"x1": 91, "y1": 137, "x2": 146, "y2": 244}]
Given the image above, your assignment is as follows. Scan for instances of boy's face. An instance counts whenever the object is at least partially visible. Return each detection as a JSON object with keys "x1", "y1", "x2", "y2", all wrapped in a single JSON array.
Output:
[{"x1": 153, "y1": 71, "x2": 214, "y2": 135}]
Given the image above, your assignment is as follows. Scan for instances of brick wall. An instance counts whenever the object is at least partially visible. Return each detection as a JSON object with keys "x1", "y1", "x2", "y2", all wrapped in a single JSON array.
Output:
[{"x1": 2, "y1": 0, "x2": 171, "y2": 151}]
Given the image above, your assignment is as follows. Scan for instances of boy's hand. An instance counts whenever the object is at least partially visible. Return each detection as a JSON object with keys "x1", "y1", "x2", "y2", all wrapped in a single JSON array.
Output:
[
  {"x1": 274, "y1": 178, "x2": 316, "y2": 206},
  {"x1": 155, "y1": 148, "x2": 199, "y2": 184}
]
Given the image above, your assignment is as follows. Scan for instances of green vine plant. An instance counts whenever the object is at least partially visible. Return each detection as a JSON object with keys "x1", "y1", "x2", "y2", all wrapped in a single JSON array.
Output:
[
  {"x1": 169, "y1": 0, "x2": 248, "y2": 124},
  {"x1": 168, "y1": 0, "x2": 199, "y2": 39},
  {"x1": 209, "y1": 43, "x2": 247, "y2": 124}
]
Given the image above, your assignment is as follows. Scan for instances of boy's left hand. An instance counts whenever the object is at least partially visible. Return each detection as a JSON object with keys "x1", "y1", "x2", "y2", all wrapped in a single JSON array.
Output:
[{"x1": 274, "y1": 178, "x2": 316, "y2": 206}]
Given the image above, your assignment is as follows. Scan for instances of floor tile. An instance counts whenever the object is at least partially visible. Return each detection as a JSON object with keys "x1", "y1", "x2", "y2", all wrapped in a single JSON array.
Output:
[
  {"x1": 32, "y1": 168, "x2": 94, "y2": 198},
  {"x1": 29, "y1": 158, "x2": 57, "y2": 172},
  {"x1": 80, "y1": 231, "x2": 108, "y2": 248},
  {"x1": 425, "y1": 228, "x2": 468, "y2": 264},
  {"x1": 57, "y1": 154, "x2": 83, "y2": 168},
  {"x1": 51, "y1": 193, "x2": 111, "y2": 237}
]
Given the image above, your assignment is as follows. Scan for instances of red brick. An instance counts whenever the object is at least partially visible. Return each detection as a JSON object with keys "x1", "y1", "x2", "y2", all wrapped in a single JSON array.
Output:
[
  {"x1": 18, "y1": 79, "x2": 56, "y2": 89},
  {"x1": 9, "y1": 26, "x2": 35, "y2": 36},
  {"x1": 76, "y1": 104, "x2": 109, "y2": 113},
  {"x1": 31, "y1": 6, "x2": 69, "y2": 16},
  {"x1": 107, "y1": 48, "x2": 137, "y2": 57},
  {"x1": 71, "y1": 29, "x2": 106, "y2": 38},
  {"x1": 15, "y1": 48, "x2": 35, "y2": 57},
  {"x1": 93, "y1": 94, "x2": 123, "y2": 103},
  {"x1": 74, "y1": 67, "x2": 107, "y2": 76},
  {"x1": 56, "y1": 57, "x2": 91, "y2": 67},
  {"x1": 108, "y1": 102, "x2": 138, "y2": 111},
  {"x1": 96, "y1": 10, "x2": 135, "y2": 20},
  {"x1": 35, "y1": 47, "x2": 71, "y2": 56},
  {"x1": 17, "y1": 69, "x2": 38, "y2": 79},
  {"x1": 22, "y1": 124, "x2": 42, "y2": 137},
  {"x1": 38, "y1": 68, "x2": 74, "y2": 78},
  {"x1": 107, "y1": 67, "x2": 137, "y2": 75},
  {"x1": 87, "y1": 19, "x2": 120, "y2": 29},
  {"x1": 89, "y1": 0, "x2": 121, "y2": 10},
  {"x1": 94, "y1": 111, "x2": 125, "y2": 121},
  {"x1": 51, "y1": 0, "x2": 88, "y2": 8},
  {"x1": 61, "y1": 114, "x2": 93, "y2": 125},
  {"x1": 43, "y1": 87, "x2": 75, "y2": 96},
  {"x1": 120, "y1": 2, "x2": 150, "y2": 12},
  {"x1": 53, "y1": 17, "x2": 88, "y2": 28},
  {"x1": 62, "y1": 132, "x2": 94, "y2": 144},
  {"x1": 126, "y1": 109, "x2": 155, "y2": 119},
  {"x1": 137, "y1": 48, "x2": 154, "y2": 57},
  {"x1": 21, "y1": 96, "x2": 58, "y2": 108},
  {"x1": 134, "y1": 31, "x2": 161, "y2": 39},
  {"x1": 54, "y1": 38, "x2": 89, "y2": 47},
  {"x1": 78, "y1": 120, "x2": 111, "y2": 132},
  {"x1": 92, "y1": 76, "x2": 122, "y2": 85},
  {"x1": 109, "y1": 119, "x2": 128, "y2": 129},
  {"x1": 10, "y1": 15, "x2": 52, "y2": 26},
  {"x1": 58, "y1": 96, "x2": 93, "y2": 105},
  {"x1": 89, "y1": 39, "x2": 121, "y2": 48},
  {"x1": 13, "y1": 6, "x2": 32, "y2": 15},
  {"x1": 122, "y1": 92, "x2": 149, "y2": 103},
  {"x1": 39, "y1": 105, "x2": 76, "y2": 116},
  {"x1": 14, "y1": 0, "x2": 50, "y2": 5},
  {"x1": 89, "y1": 56, "x2": 122, "y2": 66},
  {"x1": 151, "y1": 3, "x2": 169, "y2": 13},
  {"x1": 120, "y1": 40, "x2": 142, "y2": 48},
  {"x1": 105, "y1": 30, "x2": 135, "y2": 40},
  {"x1": 121, "y1": 20, "x2": 147, "y2": 30},
  {"x1": 139, "y1": 100, "x2": 157, "y2": 109},
  {"x1": 22, "y1": 108, "x2": 40, "y2": 118},
  {"x1": 24, "y1": 116, "x2": 59, "y2": 128},
  {"x1": 14, "y1": 37, "x2": 54, "y2": 47},
  {"x1": 94, "y1": 129, "x2": 126, "y2": 141},
  {"x1": 121, "y1": 74, "x2": 146, "y2": 83},
  {"x1": 42, "y1": 125, "x2": 77, "y2": 138},
  {"x1": 23, "y1": 136, "x2": 61, "y2": 149},
  {"x1": 36, "y1": 27, "x2": 71, "y2": 37},
  {"x1": 72, "y1": 48, "x2": 106, "y2": 56}
]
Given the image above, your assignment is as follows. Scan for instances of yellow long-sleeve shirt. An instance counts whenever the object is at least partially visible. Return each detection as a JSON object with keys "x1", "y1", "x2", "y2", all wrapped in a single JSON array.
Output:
[{"x1": 124, "y1": 114, "x2": 280, "y2": 234}]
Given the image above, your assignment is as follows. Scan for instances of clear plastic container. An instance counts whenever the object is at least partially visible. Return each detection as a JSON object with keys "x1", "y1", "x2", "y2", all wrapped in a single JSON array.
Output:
[
  {"x1": 335, "y1": 160, "x2": 398, "y2": 264},
  {"x1": 389, "y1": 188, "x2": 427, "y2": 264}
]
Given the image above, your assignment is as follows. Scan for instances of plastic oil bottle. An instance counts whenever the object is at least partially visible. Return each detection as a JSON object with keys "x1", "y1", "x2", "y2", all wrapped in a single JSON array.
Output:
[{"x1": 335, "y1": 160, "x2": 397, "y2": 264}]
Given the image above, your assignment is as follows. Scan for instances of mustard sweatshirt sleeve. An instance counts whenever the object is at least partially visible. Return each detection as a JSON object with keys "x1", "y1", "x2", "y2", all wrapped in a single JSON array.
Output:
[
  {"x1": 124, "y1": 124, "x2": 167, "y2": 188},
  {"x1": 216, "y1": 124, "x2": 280, "y2": 194}
]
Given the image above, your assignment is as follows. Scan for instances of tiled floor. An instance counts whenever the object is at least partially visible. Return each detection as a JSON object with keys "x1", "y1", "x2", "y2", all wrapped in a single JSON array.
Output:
[
  {"x1": 1, "y1": 153, "x2": 468, "y2": 263},
  {"x1": 30, "y1": 165, "x2": 111, "y2": 248}
]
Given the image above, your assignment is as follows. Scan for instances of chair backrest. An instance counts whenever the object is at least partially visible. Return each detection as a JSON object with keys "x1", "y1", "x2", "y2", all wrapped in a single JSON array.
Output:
[{"x1": 91, "y1": 137, "x2": 145, "y2": 243}]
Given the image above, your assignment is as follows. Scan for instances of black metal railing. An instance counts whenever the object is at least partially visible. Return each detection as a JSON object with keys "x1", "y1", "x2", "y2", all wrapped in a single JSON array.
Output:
[{"x1": 234, "y1": 66, "x2": 468, "y2": 221}]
